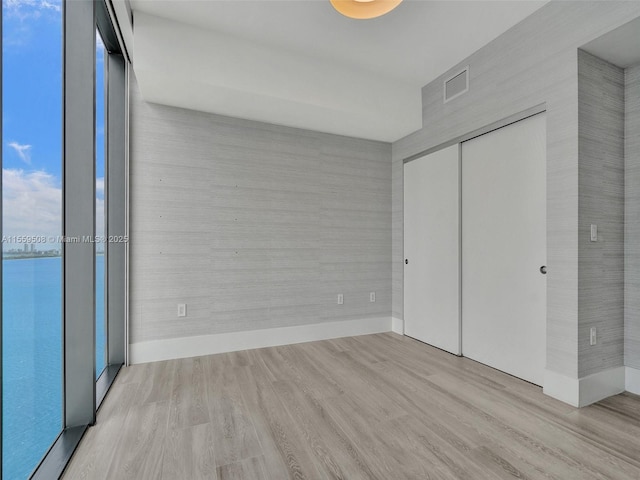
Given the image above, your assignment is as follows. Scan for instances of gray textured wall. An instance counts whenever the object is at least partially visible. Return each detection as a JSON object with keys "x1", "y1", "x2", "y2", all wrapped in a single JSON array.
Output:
[
  {"x1": 392, "y1": 2, "x2": 640, "y2": 378},
  {"x1": 577, "y1": 50, "x2": 625, "y2": 378},
  {"x1": 129, "y1": 75, "x2": 392, "y2": 344},
  {"x1": 626, "y1": 64, "x2": 640, "y2": 370}
]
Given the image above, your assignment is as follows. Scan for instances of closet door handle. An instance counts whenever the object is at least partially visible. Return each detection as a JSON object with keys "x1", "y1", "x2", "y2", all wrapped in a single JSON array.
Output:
[
  {"x1": 540, "y1": 265, "x2": 547, "y2": 274},
  {"x1": 405, "y1": 259, "x2": 409, "y2": 265}
]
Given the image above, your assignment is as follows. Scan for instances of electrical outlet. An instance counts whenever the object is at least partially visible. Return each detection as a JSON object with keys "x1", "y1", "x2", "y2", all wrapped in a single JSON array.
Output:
[
  {"x1": 337, "y1": 294, "x2": 344, "y2": 305},
  {"x1": 370, "y1": 292, "x2": 376, "y2": 302},
  {"x1": 177, "y1": 303, "x2": 187, "y2": 317},
  {"x1": 590, "y1": 327, "x2": 597, "y2": 346}
]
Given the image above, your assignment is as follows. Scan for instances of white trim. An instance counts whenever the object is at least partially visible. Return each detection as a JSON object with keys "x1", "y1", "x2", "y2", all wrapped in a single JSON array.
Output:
[
  {"x1": 578, "y1": 366, "x2": 625, "y2": 406},
  {"x1": 544, "y1": 366, "x2": 626, "y2": 407},
  {"x1": 129, "y1": 317, "x2": 392, "y2": 364},
  {"x1": 391, "y1": 317, "x2": 404, "y2": 335},
  {"x1": 626, "y1": 366, "x2": 640, "y2": 395},
  {"x1": 543, "y1": 369, "x2": 579, "y2": 407}
]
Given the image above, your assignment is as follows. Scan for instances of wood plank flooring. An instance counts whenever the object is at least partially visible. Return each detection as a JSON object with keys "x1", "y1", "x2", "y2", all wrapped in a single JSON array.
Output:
[{"x1": 62, "y1": 333, "x2": 640, "y2": 479}]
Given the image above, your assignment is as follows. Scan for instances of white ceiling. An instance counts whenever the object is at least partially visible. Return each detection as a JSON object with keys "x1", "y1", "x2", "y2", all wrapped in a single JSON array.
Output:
[{"x1": 126, "y1": 0, "x2": 548, "y2": 141}]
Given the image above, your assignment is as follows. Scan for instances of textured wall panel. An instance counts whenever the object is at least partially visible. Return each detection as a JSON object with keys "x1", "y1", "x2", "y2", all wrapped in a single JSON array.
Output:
[
  {"x1": 626, "y1": 64, "x2": 640, "y2": 369},
  {"x1": 577, "y1": 50, "x2": 625, "y2": 377},
  {"x1": 392, "y1": 2, "x2": 640, "y2": 378},
  {"x1": 129, "y1": 75, "x2": 391, "y2": 344}
]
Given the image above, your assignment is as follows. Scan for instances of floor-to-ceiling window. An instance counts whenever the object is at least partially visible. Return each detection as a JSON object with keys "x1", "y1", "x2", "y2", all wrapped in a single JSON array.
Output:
[
  {"x1": 1, "y1": 1, "x2": 127, "y2": 477},
  {"x1": 2, "y1": 1, "x2": 63, "y2": 478},
  {"x1": 96, "y1": 29, "x2": 107, "y2": 379}
]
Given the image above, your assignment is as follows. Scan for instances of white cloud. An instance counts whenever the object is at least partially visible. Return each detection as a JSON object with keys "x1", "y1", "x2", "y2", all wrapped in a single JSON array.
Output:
[
  {"x1": 2, "y1": 168, "x2": 61, "y2": 241},
  {"x1": 96, "y1": 32, "x2": 105, "y2": 50},
  {"x1": 96, "y1": 32, "x2": 106, "y2": 64},
  {"x1": 3, "y1": 0, "x2": 61, "y2": 17},
  {"x1": 96, "y1": 197, "x2": 105, "y2": 241},
  {"x1": 40, "y1": 0, "x2": 60, "y2": 11},
  {"x1": 95, "y1": 178, "x2": 105, "y2": 242},
  {"x1": 7, "y1": 141, "x2": 32, "y2": 164},
  {"x1": 3, "y1": 169, "x2": 106, "y2": 249},
  {"x1": 96, "y1": 177, "x2": 105, "y2": 196},
  {"x1": 2, "y1": 168, "x2": 105, "y2": 251}
]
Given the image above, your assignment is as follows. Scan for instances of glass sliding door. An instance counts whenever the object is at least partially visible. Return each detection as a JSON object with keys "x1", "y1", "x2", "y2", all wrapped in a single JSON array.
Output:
[
  {"x1": 96, "y1": 30, "x2": 107, "y2": 379},
  {"x1": 2, "y1": 1, "x2": 63, "y2": 478}
]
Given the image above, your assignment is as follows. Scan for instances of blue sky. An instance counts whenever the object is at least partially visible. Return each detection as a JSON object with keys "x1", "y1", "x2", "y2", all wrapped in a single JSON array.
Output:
[
  {"x1": 3, "y1": 0, "x2": 105, "y2": 246},
  {"x1": 3, "y1": 0, "x2": 63, "y2": 177}
]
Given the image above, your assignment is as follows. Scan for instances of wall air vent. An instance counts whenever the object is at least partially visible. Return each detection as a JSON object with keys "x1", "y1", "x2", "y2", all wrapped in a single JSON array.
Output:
[{"x1": 444, "y1": 66, "x2": 469, "y2": 103}]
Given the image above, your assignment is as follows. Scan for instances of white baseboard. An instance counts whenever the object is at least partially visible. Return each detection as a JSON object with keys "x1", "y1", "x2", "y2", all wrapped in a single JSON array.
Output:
[
  {"x1": 626, "y1": 366, "x2": 640, "y2": 395},
  {"x1": 543, "y1": 366, "x2": 626, "y2": 407},
  {"x1": 578, "y1": 366, "x2": 625, "y2": 407},
  {"x1": 391, "y1": 316, "x2": 404, "y2": 335},
  {"x1": 129, "y1": 316, "x2": 392, "y2": 364},
  {"x1": 543, "y1": 369, "x2": 579, "y2": 407}
]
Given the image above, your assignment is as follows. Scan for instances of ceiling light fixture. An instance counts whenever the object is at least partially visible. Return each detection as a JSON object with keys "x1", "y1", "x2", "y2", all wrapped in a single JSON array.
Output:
[{"x1": 330, "y1": 0, "x2": 403, "y2": 19}]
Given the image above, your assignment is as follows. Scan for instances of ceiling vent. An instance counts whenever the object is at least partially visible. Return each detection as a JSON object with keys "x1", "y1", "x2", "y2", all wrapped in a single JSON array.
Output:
[{"x1": 444, "y1": 66, "x2": 469, "y2": 103}]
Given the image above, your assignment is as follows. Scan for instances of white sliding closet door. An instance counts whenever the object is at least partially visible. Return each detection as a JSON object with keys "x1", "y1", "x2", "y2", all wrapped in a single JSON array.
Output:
[
  {"x1": 404, "y1": 144, "x2": 460, "y2": 355},
  {"x1": 462, "y1": 113, "x2": 546, "y2": 386}
]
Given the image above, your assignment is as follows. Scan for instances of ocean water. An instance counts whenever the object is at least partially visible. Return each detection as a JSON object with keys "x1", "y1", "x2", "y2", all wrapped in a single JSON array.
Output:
[{"x1": 2, "y1": 256, "x2": 105, "y2": 479}]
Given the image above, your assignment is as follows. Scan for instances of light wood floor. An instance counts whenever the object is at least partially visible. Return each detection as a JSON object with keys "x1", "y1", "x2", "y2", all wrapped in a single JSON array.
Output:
[{"x1": 63, "y1": 333, "x2": 640, "y2": 479}]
